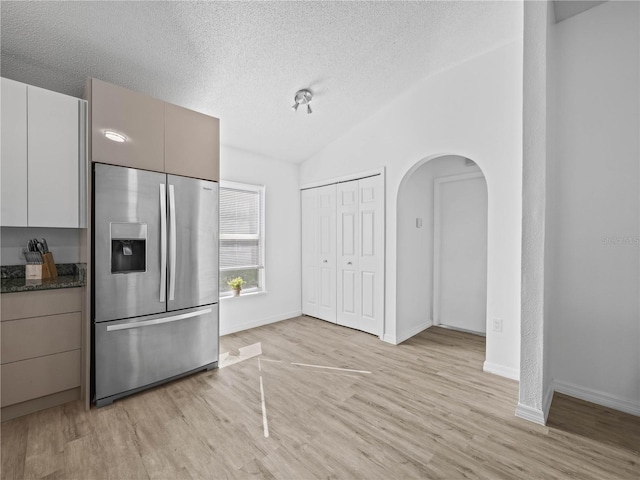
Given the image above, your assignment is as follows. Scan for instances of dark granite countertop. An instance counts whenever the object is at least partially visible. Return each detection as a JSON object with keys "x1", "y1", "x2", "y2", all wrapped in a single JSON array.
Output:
[{"x1": 1, "y1": 263, "x2": 86, "y2": 294}]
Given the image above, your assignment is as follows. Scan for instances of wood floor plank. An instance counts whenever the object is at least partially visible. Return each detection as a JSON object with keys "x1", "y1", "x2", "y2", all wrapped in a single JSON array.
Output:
[{"x1": 2, "y1": 317, "x2": 638, "y2": 479}]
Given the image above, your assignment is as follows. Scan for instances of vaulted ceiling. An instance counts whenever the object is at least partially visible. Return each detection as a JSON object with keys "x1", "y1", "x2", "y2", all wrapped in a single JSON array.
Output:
[{"x1": 1, "y1": 1, "x2": 522, "y2": 162}]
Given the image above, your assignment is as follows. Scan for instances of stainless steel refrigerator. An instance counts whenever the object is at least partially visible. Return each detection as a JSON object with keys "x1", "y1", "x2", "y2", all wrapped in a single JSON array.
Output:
[{"x1": 93, "y1": 163, "x2": 218, "y2": 407}]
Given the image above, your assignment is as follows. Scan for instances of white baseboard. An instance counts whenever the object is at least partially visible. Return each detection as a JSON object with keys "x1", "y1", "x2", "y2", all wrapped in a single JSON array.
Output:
[
  {"x1": 395, "y1": 321, "x2": 433, "y2": 345},
  {"x1": 220, "y1": 310, "x2": 301, "y2": 336},
  {"x1": 382, "y1": 333, "x2": 397, "y2": 345},
  {"x1": 515, "y1": 402, "x2": 547, "y2": 426},
  {"x1": 483, "y1": 361, "x2": 520, "y2": 381},
  {"x1": 553, "y1": 380, "x2": 640, "y2": 417}
]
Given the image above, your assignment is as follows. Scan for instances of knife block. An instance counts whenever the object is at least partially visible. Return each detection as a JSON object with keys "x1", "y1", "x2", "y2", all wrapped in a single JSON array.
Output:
[
  {"x1": 25, "y1": 253, "x2": 57, "y2": 280},
  {"x1": 43, "y1": 252, "x2": 58, "y2": 278}
]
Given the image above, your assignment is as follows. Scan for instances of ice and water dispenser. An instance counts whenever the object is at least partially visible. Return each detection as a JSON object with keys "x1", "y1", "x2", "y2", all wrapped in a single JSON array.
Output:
[{"x1": 110, "y1": 222, "x2": 147, "y2": 273}]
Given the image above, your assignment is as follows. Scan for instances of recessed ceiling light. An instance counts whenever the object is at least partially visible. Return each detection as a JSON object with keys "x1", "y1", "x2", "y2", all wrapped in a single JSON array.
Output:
[{"x1": 104, "y1": 130, "x2": 127, "y2": 143}]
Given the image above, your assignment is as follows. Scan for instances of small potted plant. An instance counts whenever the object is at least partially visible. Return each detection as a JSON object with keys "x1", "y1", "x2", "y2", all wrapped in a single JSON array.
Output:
[{"x1": 227, "y1": 276, "x2": 244, "y2": 296}]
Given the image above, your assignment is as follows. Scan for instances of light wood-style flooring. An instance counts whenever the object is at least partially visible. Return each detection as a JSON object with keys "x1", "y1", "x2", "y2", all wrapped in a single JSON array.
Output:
[{"x1": 2, "y1": 316, "x2": 639, "y2": 479}]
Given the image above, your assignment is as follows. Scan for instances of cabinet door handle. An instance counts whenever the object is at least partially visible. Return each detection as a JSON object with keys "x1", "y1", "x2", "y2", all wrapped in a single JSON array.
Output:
[
  {"x1": 347, "y1": 261, "x2": 352, "y2": 265},
  {"x1": 323, "y1": 259, "x2": 328, "y2": 263}
]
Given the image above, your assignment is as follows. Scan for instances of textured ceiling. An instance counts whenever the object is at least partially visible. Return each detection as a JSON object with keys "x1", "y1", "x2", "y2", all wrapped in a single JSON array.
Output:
[{"x1": 1, "y1": 1, "x2": 521, "y2": 163}]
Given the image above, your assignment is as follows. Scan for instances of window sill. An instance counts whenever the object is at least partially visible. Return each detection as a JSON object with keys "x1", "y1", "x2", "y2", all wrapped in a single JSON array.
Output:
[{"x1": 220, "y1": 290, "x2": 268, "y2": 301}]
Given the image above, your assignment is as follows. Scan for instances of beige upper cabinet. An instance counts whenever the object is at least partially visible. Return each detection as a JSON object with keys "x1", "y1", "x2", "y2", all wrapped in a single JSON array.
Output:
[
  {"x1": 88, "y1": 78, "x2": 219, "y2": 181},
  {"x1": 88, "y1": 78, "x2": 164, "y2": 172},
  {"x1": 165, "y1": 103, "x2": 220, "y2": 181},
  {"x1": 0, "y1": 78, "x2": 87, "y2": 228}
]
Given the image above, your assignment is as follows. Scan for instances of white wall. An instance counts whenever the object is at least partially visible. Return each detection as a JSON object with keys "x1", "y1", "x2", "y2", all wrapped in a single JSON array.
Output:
[
  {"x1": 219, "y1": 145, "x2": 301, "y2": 336},
  {"x1": 547, "y1": 1, "x2": 640, "y2": 415},
  {"x1": 396, "y1": 155, "x2": 483, "y2": 336},
  {"x1": 1, "y1": 227, "x2": 81, "y2": 265},
  {"x1": 300, "y1": 40, "x2": 524, "y2": 379},
  {"x1": 518, "y1": 0, "x2": 553, "y2": 425}
]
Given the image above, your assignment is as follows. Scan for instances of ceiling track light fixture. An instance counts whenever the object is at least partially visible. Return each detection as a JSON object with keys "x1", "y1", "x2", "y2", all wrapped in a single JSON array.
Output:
[{"x1": 292, "y1": 89, "x2": 313, "y2": 114}]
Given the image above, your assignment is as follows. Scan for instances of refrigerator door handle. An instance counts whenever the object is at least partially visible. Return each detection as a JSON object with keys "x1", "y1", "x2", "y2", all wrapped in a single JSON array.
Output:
[
  {"x1": 168, "y1": 184, "x2": 177, "y2": 301},
  {"x1": 159, "y1": 184, "x2": 167, "y2": 303},
  {"x1": 106, "y1": 308, "x2": 213, "y2": 331}
]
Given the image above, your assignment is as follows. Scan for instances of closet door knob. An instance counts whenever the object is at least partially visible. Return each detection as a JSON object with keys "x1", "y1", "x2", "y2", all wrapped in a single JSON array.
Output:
[{"x1": 323, "y1": 259, "x2": 328, "y2": 263}]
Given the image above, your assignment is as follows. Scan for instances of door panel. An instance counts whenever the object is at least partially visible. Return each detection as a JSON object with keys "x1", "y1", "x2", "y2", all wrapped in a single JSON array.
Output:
[
  {"x1": 436, "y1": 175, "x2": 487, "y2": 333},
  {"x1": 337, "y1": 181, "x2": 360, "y2": 328},
  {"x1": 337, "y1": 176, "x2": 384, "y2": 335},
  {"x1": 94, "y1": 164, "x2": 166, "y2": 322},
  {"x1": 361, "y1": 210, "x2": 375, "y2": 256},
  {"x1": 341, "y1": 213, "x2": 356, "y2": 256},
  {"x1": 304, "y1": 265, "x2": 318, "y2": 310},
  {"x1": 301, "y1": 189, "x2": 319, "y2": 317},
  {"x1": 361, "y1": 271, "x2": 375, "y2": 320},
  {"x1": 316, "y1": 184, "x2": 336, "y2": 322},
  {"x1": 167, "y1": 175, "x2": 218, "y2": 311},
  {"x1": 320, "y1": 267, "x2": 333, "y2": 309},
  {"x1": 342, "y1": 270, "x2": 357, "y2": 315},
  {"x1": 358, "y1": 176, "x2": 384, "y2": 335}
]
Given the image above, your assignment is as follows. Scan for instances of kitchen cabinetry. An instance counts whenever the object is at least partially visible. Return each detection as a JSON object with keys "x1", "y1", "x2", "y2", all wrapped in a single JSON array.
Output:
[
  {"x1": 165, "y1": 102, "x2": 220, "y2": 180},
  {"x1": 88, "y1": 77, "x2": 164, "y2": 172},
  {"x1": 301, "y1": 175, "x2": 385, "y2": 336},
  {"x1": 0, "y1": 77, "x2": 87, "y2": 228},
  {"x1": 1, "y1": 288, "x2": 83, "y2": 421},
  {"x1": 1, "y1": 78, "x2": 28, "y2": 226},
  {"x1": 87, "y1": 78, "x2": 219, "y2": 181}
]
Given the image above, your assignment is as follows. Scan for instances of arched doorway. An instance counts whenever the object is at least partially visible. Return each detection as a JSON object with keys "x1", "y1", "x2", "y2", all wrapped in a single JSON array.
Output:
[{"x1": 396, "y1": 154, "x2": 488, "y2": 340}]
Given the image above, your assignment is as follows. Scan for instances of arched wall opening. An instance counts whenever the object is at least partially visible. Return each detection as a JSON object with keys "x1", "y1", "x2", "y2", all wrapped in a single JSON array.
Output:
[{"x1": 396, "y1": 154, "x2": 489, "y2": 349}]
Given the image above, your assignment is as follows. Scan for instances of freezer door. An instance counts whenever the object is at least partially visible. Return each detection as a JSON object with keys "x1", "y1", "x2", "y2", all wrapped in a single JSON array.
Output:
[
  {"x1": 94, "y1": 304, "x2": 218, "y2": 404},
  {"x1": 167, "y1": 175, "x2": 218, "y2": 311},
  {"x1": 94, "y1": 164, "x2": 167, "y2": 322}
]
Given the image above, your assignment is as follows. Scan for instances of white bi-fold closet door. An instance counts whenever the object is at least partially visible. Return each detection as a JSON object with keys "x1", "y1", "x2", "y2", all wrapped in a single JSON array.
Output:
[
  {"x1": 301, "y1": 184, "x2": 337, "y2": 322},
  {"x1": 301, "y1": 174, "x2": 384, "y2": 336}
]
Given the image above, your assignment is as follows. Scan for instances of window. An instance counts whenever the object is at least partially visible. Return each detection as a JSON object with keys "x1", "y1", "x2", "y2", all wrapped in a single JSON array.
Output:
[{"x1": 219, "y1": 181, "x2": 265, "y2": 296}]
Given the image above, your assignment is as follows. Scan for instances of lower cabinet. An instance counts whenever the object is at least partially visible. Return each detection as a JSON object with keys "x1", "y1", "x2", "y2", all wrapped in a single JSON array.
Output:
[{"x1": 1, "y1": 288, "x2": 83, "y2": 421}]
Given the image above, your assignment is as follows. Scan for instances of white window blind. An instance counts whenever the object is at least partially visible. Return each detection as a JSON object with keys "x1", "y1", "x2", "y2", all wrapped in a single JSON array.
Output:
[{"x1": 219, "y1": 182, "x2": 265, "y2": 272}]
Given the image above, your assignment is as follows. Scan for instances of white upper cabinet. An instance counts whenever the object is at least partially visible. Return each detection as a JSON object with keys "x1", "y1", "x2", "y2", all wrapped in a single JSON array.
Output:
[
  {"x1": 1, "y1": 78, "x2": 28, "y2": 226},
  {"x1": 0, "y1": 78, "x2": 87, "y2": 228}
]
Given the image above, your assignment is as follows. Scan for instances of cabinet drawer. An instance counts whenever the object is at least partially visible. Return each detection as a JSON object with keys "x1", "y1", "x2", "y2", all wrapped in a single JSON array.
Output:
[
  {"x1": 1, "y1": 350, "x2": 81, "y2": 407},
  {"x1": 1, "y1": 288, "x2": 82, "y2": 321},
  {"x1": 1, "y1": 312, "x2": 81, "y2": 364}
]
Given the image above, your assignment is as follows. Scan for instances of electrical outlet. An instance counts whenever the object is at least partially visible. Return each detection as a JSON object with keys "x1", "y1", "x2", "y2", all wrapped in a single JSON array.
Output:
[{"x1": 491, "y1": 318, "x2": 503, "y2": 332}]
